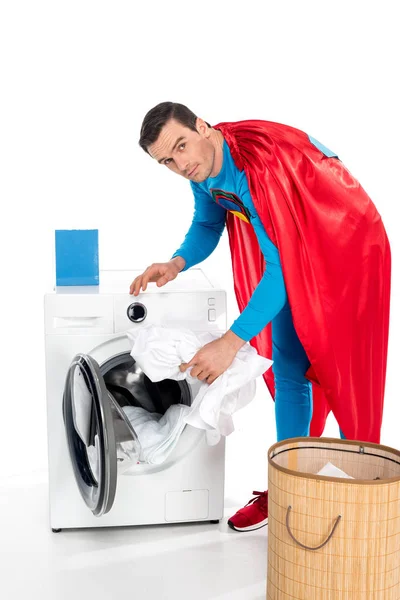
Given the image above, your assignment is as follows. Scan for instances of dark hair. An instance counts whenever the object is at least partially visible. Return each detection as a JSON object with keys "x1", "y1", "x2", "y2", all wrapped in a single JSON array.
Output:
[{"x1": 139, "y1": 102, "x2": 210, "y2": 154}]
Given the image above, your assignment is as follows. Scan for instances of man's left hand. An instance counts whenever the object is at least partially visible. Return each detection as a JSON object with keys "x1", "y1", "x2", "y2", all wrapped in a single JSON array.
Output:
[{"x1": 180, "y1": 331, "x2": 246, "y2": 385}]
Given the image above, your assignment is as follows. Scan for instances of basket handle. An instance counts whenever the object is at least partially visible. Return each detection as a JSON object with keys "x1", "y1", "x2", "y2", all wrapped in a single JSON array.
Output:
[{"x1": 286, "y1": 505, "x2": 341, "y2": 551}]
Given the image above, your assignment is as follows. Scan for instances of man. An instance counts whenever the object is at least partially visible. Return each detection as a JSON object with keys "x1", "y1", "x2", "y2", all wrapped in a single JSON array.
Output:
[{"x1": 130, "y1": 102, "x2": 391, "y2": 532}]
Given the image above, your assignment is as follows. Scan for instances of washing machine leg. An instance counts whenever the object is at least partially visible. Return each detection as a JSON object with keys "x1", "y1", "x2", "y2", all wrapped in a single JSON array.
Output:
[
  {"x1": 52, "y1": 528, "x2": 62, "y2": 533},
  {"x1": 210, "y1": 520, "x2": 219, "y2": 524}
]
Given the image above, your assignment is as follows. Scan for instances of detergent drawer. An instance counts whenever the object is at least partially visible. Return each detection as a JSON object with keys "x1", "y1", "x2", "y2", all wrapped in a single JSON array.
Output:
[{"x1": 44, "y1": 294, "x2": 114, "y2": 335}]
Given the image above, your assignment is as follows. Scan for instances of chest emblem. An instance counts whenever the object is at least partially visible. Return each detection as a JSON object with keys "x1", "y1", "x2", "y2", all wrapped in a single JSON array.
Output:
[{"x1": 210, "y1": 189, "x2": 251, "y2": 224}]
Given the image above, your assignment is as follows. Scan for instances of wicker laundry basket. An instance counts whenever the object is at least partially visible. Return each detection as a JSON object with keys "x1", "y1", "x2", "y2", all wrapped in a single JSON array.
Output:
[{"x1": 267, "y1": 437, "x2": 400, "y2": 600}]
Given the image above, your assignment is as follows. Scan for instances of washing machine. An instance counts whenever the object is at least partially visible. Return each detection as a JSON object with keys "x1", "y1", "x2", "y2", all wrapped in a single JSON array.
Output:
[{"x1": 44, "y1": 269, "x2": 227, "y2": 532}]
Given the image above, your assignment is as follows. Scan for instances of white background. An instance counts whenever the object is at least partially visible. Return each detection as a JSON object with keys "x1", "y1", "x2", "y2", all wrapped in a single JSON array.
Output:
[{"x1": 0, "y1": 1, "x2": 398, "y2": 492}]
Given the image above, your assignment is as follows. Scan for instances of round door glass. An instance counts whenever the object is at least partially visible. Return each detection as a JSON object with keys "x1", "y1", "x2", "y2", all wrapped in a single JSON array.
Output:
[
  {"x1": 64, "y1": 354, "x2": 141, "y2": 516},
  {"x1": 63, "y1": 360, "x2": 107, "y2": 514}
]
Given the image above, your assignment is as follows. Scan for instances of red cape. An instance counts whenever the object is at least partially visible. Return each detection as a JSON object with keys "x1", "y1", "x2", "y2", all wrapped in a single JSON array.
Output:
[{"x1": 214, "y1": 120, "x2": 391, "y2": 443}]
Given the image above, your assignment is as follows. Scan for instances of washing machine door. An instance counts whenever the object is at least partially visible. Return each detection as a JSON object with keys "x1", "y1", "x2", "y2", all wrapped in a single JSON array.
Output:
[{"x1": 63, "y1": 353, "x2": 140, "y2": 516}]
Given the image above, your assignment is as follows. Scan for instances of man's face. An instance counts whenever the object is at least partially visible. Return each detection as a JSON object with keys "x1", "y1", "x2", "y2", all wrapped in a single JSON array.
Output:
[{"x1": 148, "y1": 118, "x2": 216, "y2": 182}]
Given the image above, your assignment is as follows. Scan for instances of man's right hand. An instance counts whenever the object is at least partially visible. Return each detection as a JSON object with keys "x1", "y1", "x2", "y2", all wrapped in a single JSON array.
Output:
[{"x1": 129, "y1": 257, "x2": 186, "y2": 296}]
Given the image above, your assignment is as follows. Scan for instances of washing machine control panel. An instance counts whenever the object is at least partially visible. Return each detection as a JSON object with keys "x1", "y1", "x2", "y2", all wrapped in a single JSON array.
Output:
[{"x1": 114, "y1": 291, "x2": 227, "y2": 333}]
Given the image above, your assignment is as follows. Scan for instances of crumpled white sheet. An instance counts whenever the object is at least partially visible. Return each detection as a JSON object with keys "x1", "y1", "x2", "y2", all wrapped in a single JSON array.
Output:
[
  {"x1": 126, "y1": 325, "x2": 272, "y2": 446},
  {"x1": 122, "y1": 404, "x2": 190, "y2": 465}
]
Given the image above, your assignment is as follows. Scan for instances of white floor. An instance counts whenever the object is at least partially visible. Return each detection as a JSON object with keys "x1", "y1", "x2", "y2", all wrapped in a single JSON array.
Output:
[{"x1": 0, "y1": 469, "x2": 268, "y2": 600}]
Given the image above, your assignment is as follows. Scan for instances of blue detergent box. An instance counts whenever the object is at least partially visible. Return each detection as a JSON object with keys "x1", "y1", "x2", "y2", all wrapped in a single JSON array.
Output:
[{"x1": 55, "y1": 229, "x2": 99, "y2": 286}]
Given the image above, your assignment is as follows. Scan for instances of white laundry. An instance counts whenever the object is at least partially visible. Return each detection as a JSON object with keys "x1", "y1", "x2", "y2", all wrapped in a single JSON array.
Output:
[
  {"x1": 126, "y1": 325, "x2": 272, "y2": 445},
  {"x1": 122, "y1": 404, "x2": 191, "y2": 465},
  {"x1": 317, "y1": 461, "x2": 354, "y2": 479},
  {"x1": 86, "y1": 432, "x2": 142, "y2": 474}
]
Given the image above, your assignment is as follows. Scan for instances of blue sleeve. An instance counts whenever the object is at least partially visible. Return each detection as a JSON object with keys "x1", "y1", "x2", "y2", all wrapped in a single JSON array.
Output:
[
  {"x1": 230, "y1": 260, "x2": 287, "y2": 341},
  {"x1": 229, "y1": 185, "x2": 288, "y2": 342},
  {"x1": 171, "y1": 182, "x2": 226, "y2": 271}
]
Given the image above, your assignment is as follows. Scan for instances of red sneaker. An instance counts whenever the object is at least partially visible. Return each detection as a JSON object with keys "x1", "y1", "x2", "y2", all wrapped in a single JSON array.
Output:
[{"x1": 227, "y1": 491, "x2": 268, "y2": 532}]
